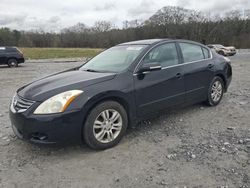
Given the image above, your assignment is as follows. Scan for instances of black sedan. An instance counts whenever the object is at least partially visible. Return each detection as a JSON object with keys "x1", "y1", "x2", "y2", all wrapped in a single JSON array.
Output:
[{"x1": 9, "y1": 39, "x2": 232, "y2": 149}]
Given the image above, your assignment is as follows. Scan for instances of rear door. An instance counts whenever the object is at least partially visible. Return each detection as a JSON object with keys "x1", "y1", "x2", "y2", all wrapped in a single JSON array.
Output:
[
  {"x1": 178, "y1": 42, "x2": 215, "y2": 103},
  {"x1": 134, "y1": 42, "x2": 185, "y2": 117}
]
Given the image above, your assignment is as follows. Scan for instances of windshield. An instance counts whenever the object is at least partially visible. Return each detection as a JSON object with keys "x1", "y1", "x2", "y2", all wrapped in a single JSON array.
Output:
[
  {"x1": 214, "y1": 44, "x2": 225, "y2": 48},
  {"x1": 80, "y1": 45, "x2": 147, "y2": 72}
]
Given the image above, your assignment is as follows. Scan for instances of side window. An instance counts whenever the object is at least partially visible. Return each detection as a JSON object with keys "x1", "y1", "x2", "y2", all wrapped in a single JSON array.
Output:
[
  {"x1": 179, "y1": 43, "x2": 204, "y2": 63},
  {"x1": 202, "y1": 47, "x2": 210, "y2": 59},
  {"x1": 6, "y1": 48, "x2": 17, "y2": 53},
  {"x1": 143, "y1": 43, "x2": 179, "y2": 68}
]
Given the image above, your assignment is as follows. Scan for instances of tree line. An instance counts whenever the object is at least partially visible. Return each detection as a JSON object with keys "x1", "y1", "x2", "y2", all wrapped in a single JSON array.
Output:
[{"x1": 1, "y1": 6, "x2": 250, "y2": 48}]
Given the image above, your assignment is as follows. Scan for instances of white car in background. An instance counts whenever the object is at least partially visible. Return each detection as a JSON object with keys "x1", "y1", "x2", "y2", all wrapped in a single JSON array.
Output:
[{"x1": 207, "y1": 44, "x2": 236, "y2": 56}]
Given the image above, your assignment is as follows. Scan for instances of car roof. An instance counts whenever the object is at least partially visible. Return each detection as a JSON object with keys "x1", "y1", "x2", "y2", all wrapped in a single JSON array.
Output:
[
  {"x1": 118, "y1": 39, "x2": 169, "y2": 45},
  {"x1": 0, "y1": 46, "x2": 17, "y2": 49},
  {"x1": 118, "y1": 39, "x2": 207, "y2": 47}
]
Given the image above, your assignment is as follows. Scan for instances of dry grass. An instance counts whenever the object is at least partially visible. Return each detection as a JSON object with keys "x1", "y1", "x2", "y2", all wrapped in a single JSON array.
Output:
[{"x1": 20, "y1": 48, "x2": 103, "y2": 60}]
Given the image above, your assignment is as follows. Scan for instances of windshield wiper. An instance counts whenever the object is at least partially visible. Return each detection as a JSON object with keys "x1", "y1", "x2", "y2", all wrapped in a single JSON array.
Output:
[
  {"x1": 82, "y1": 68, "x2": 117, "y2": 73},
  {"x1": 83, "y1": 69, "x2": 100, "y2": 72}
]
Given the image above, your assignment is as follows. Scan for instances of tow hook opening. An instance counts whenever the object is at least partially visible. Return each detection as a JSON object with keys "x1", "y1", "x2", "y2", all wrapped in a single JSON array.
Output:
[{"x1": 30, "y1": 133, "x2": 48, "y2": 141}]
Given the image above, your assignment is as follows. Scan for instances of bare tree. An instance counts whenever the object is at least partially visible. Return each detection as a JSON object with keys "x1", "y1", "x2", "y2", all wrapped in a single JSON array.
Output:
[
  {"x1": 1, "y1": 6, "x2": 250, "y2": 49},
  {"x1": 93, "y1": 21, "x2": 113, "y2": 33}
]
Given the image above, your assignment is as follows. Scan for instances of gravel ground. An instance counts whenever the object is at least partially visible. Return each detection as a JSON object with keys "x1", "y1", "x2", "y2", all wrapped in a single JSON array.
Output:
[{"x1": 0, "y1": 53, "x2": 249, "y2": 188}]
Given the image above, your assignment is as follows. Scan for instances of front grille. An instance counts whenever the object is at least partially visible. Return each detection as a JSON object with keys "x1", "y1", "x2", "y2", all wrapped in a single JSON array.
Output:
[{"x1": 13, "y1": 94, "x2": 35, "y2": 113}]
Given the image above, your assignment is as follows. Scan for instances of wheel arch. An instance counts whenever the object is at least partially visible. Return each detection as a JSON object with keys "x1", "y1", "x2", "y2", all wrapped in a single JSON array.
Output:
[
  {"x1": 81, "y1": 91, "x2": 135, "y2": 130},
  {"x1": 214, "y1": 73, "x2": 227, "y2": 91},
  {"x1": 7, "y1": 57, "x2": 18, "y2": 66},
  {"x1": 7, "y1": 57, "x2": 18, "y2": 62}
]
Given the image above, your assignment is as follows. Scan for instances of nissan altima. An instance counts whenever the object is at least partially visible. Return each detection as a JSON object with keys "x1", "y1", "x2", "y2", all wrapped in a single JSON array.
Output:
[{"x1": 9, "y1": 39, "x2": 232, "y2": 150}]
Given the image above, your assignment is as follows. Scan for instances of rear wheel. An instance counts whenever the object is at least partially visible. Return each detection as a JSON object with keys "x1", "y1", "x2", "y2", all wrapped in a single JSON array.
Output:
[
  {"x1": 206, "y1": 76, "x2": 224, "y2": 106},
  {"x1": 7, "y1": 59, "x2": 18, "y2": 68},
  {"x1": 83, "y1": 101, "x2": 128, "y2": 150}
]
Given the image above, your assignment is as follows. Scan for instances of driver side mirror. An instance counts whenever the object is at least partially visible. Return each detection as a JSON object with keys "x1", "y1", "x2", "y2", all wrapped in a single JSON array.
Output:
[{"x1": 137, "y1": 62, "x2": 162, "y2": 74}]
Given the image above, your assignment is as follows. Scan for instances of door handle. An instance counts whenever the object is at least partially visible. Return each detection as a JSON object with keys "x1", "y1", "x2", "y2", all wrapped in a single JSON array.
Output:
[
  {"x1": 175, "y1": 73, "x2": 182, "y2": 79},
  {"x1": 208, "y1": 64, "x2": 214, "y2": 69}
]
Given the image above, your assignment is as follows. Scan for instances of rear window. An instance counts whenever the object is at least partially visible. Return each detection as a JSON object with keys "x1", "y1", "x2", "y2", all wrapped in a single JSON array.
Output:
[
  {"x1": 180, "y1": 43, "x2": 204, "y2": 62},
  {"x1": 6, "y1": 47, "x2": 18, "y2": 53},
  {"x1": 202, "y1": 47, "x2": 210, "y2": 59},
  {"x1": 180, "y1": 43, "x2": 211, "y2": 63}
]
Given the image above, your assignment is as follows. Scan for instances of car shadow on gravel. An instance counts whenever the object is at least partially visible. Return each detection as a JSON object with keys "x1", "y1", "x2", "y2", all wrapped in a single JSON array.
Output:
[
  {"x1": 5, "y1": 99, "x2": 249, "y2": 187},
  {"x1": 0, "y1": 65, "x2": 25, "y2": 69}
]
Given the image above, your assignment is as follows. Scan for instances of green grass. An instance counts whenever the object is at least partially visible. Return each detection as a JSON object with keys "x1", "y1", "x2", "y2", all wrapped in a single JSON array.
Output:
[{"x1": 20, "y1": 48, "x2": 103, "y2": 60}]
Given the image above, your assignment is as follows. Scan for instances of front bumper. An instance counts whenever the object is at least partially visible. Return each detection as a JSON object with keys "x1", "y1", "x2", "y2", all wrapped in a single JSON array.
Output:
[
  {"x1": 226, "y1": 51, "x2": 236, "y2": 56},
  {"x1": 9, "y1": 105, "x2": 84, "y2": 144}
]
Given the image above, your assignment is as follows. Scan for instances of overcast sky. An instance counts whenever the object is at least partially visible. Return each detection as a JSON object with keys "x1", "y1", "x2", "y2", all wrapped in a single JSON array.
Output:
[{"x1": 0, "y1": 0, "x2": 249, "y2": 31}]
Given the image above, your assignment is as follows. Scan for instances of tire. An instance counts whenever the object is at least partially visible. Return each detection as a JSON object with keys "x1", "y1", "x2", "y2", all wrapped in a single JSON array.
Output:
[
  {"x1": 206, "y1": 76, "x2": 224, "y2": 106},
  {"x1": 83, "y1": 101, "x2": 128, "y2": 150},
  {"x1": 7, "y1": 59, "x2": 18, "y2": 68},
  {"x1": 218, "y1": 51, "x2": 225, "y2": 56}
]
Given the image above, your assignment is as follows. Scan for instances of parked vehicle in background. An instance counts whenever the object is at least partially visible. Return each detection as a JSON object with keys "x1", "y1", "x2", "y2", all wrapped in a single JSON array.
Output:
[
  {"x1": 0, "y1": 47, "x2": 25, "y2": 67},
  {"x1": 207, "y1": 44, "x2": 236, "y2": 56},
  {"x1": 9, "y1": 39, "x2": 232, "y2": 150}
]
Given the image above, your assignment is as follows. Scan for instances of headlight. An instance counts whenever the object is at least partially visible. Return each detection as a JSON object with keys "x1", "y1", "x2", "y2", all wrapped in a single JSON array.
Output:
[
  {"x1": 223, "y1": 56, "x2": 231, "y2": 63},
  {"x1": 34, "y1": 90, "x2": 83, "y2": 114}
]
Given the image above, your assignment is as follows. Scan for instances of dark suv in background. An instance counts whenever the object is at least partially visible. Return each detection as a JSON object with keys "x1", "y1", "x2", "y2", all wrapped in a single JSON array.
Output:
[{"x1": 0, "y1": 47, "x2": 25, "y2": 67}]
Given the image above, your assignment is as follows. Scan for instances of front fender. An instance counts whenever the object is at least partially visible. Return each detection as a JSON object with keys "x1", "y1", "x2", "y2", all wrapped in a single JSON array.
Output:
[{"x1": 80, "y1": 90, "x2": 137, "y2": 127}]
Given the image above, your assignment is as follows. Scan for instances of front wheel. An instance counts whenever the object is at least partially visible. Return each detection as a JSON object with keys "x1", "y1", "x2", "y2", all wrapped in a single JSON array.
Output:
[
  {"x1": 83, "y1": 101, "x2": 128, "y2": 150},
  {"x1": 218, "y1": 51, "x2": 225, "y2": 56},
  {"x1": 206, "y1": 76, "x2": 224, "y2": 106}
]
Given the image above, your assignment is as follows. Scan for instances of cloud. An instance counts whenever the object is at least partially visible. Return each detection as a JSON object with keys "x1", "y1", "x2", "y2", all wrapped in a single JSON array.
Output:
[
  {"x1": 0, "y1": 0, "x2": 249, "y2": 31},
  {"x1": 94, "y1": 2, "x2": 116, "y2": 11},
  {"x1": 128, "y1": 0, "x2": 156, "y2": 17},
  {"x1": 177, "y1": 0, "x2": 250, "y2": 15},
  {"x1": 49, "y1": 16, "x2": 61, "y2": 24},
  {"x1": 0, "y1": 14, "x2": 62, "y2": 32},
  {"x1": 0, "y1": 14, "x2": 27, "y2": 26},
  {"x1": 176, "y1": 0, "x2": 191, "y2": 8}
]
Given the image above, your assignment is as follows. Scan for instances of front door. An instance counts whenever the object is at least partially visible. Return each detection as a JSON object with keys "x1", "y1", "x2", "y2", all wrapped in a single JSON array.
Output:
[{"x1": 134, "y1": 42, "x2": 185, "y2": 117}]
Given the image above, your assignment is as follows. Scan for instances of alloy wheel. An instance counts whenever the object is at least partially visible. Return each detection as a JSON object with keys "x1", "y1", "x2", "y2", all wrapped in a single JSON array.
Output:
[
  {"x1": 93, "y1": 109, "x2": 123, "y2": 143},
  {"x1": 211, "y1": 81, "x2": 223, "y2": 102}
]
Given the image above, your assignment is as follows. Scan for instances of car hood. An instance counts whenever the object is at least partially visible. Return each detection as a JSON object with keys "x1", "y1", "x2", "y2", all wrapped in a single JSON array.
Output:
[
  {"x1": 227, "y1": 46, "x2": 236, "y2": 50},
  {"x1": 17, "y1": 69, "x2": 116, "y2": 101},
  {"x1": 223, "y1": 46, "x2": 235, "y2": 50}
]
